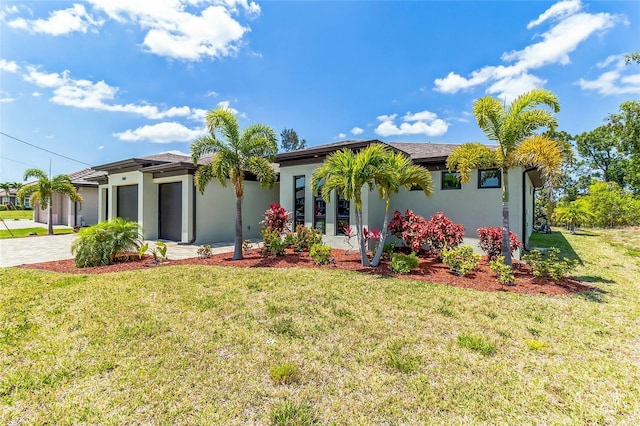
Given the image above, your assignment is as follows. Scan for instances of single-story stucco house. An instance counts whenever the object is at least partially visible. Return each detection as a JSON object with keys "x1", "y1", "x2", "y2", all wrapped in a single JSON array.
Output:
[
  {"x1": 86, "y1": 140, "x2": 542, "y2": 257},
  {"x1": 32, "y1": 168, "x2": 105, "y2": 227}
]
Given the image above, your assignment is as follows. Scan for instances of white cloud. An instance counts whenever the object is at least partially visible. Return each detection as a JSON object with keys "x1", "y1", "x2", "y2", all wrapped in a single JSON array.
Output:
[
  {"x1": 97, "y1": 145, "x2": 104, "y2": 150},
  {"x1": 86, "y1": 0, "x2": 258, "y2": 61},
  {"x1": 350, "y1": 126, "x2": 364, "y2": 135},
  {"x1": 0, "y1": 59, "x2": 19, "y2": 73},
  {"x1": 22, "y1": 65, "x2": 205, "y2": 120},
  {"x1": 375, "y1": 110, "x2": 448, "y2": 137},
  {"x1": 0, "y1": 96, "x2": 15, "y2": 103},
  {"x1": 338, "y1": 133, "x2": 347, "y2": 139},
  {"x1": 578, "y1": 54, "x2": 640, "y2": 96},
  {"x1": 32, "y1": 92, "x2": 42, "y2": 97},
  {"x1": 216, "y1": 100, "x2": 239, "y2": 115},
  {"x1": 206, "y1": 90, "x2": 219, "y2": 97},
  {"x1": 434, "y1": 0, "x2": 619, "y2": 102},
  {"x1": 114, "y1": 122, "x2": 206, "y2": 143},
  {"x1": 7, "y1": 4, "x2": 103, "y2": 36}
]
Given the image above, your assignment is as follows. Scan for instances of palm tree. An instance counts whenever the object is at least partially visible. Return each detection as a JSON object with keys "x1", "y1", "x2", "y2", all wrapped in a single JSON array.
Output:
[
  {"x1": 17, "y1": 169, "x2": 83, "y2": 235},
  {"x1": 190, "y1": 107, "x2": 278, "y2": 260},
  {"x1": 370, "y1": 150, "x2": 433, "y2": 267},
  {"x1": 0, "y1": 182, "x2": 10, "y2": 205},
  {"x1": 446, "y1": 89, "x2": 563, "y2": 266},
  {"x1": 554, "y1": 200, "x2": 592, "y2": 233},
  {"x1": 311, "y1": 144, "x2": 390, "y2": 267}
]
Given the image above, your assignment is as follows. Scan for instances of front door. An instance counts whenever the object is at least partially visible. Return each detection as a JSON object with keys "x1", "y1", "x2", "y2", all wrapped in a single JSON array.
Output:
[{"x1": 158, "y1": 182, "x2": 182, "y2": 241}]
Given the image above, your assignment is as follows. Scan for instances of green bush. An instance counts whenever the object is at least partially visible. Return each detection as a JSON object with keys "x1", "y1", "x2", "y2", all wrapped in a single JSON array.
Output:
[
  {"x1": 441, "y1": 245, "x2": 481, "y2": 276},
  {"x1": 291, "y1": 225, "x2": 322, "y2": 252},
  {"x1": 309, "y1": 244, "x2": 332, "y2": 265},
  {"x1": 262, "y1": 228, "x2": 285, "y2": 257},
  {"x1": 522, "y1": 248, "x2": 578, "y2": 280},
  {"x1": 489, "y1": 256, "x2": 515, "y2": 285},
  {"x1": 71, "y1": 218, "x2": 142, "y2": 268},
  {"x1": 389, "y1": 252, "x2": 419, "y2": 274}
]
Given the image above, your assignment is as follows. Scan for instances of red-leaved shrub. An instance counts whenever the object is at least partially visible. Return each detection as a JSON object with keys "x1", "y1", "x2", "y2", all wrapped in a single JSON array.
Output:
[
  {"x1": 389, "y1": 210, "x2": 464, "y2": 254},
  {"x1": 262, "y1": 203, "x2": 290, "y2": 233},
  {"x1": 477, "y1": 227, "x2": 522, "y2": 260}
]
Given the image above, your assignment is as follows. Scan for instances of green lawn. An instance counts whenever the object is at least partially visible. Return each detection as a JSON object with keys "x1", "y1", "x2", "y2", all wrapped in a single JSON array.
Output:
[
  {"x1": 0, "y1": 210, "x2": 32, "y2": 220},
  {"x1": 0, "y1": 227, "x2": 74, "y2": 239},
  {"x1": 1, "y1": 229, "x2": 639, "y2": 424}
]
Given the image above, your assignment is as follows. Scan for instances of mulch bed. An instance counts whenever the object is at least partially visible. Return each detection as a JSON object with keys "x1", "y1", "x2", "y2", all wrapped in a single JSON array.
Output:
[{"x1": 17, "y1": 248, "x2": 597, "y2": 296}]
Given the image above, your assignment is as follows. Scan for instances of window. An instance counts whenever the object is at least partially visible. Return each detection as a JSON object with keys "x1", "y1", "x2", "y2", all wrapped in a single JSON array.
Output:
[
  {"x1": 314, "y1": 180, "x2": 326, "y2": 234},
  {"x1": 336, "y1": 194, "x2": 350, "y2": 235},
  {"x1": 478, "y1": 169, "x2": 501, "y2": 189},
  {"x1": 294, "y1": 175, "x2": 305, "y2": 228},
  {"x1": 441, "y1": 172, "x2": 461, "y2": 190}
]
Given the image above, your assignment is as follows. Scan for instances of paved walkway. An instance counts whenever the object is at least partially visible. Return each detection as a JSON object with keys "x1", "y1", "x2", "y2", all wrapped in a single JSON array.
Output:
[{"x1": 0, "y1": 219, "x2": 235, "y2": 268}]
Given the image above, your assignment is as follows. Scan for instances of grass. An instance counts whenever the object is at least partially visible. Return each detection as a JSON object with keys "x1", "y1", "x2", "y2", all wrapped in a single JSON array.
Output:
[
  {"x1": 0, "y1": 227, "x2": 74, "y2": 239},
  {"x1": 1, "y1": 229, "x2": 639, "y2": 423},
  {"x1": 0, "y1": 210, "x2": 32, "y2": 220}
]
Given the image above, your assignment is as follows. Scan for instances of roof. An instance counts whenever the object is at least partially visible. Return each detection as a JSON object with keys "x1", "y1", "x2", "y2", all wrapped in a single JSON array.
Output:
[
  {"x1": 387, "y1": 142, "x2": 463, "y2": 161},
  {"x1": 67, "y1": 168, "x2": 107, "y2": 185}
]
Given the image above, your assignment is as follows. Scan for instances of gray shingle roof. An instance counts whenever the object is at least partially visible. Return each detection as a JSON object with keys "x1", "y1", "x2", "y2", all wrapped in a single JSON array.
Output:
[
  {"x1": 387, "y1": 142, "x2": 463, "y2": 160},
  {"x1": 67, "y1": 168, "x2": 107, "y2": 185}
]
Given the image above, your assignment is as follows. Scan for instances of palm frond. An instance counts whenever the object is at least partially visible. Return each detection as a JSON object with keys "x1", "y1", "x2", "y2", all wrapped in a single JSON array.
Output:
[
  {"x1": 473, "y1": 96, "x2": 504, "y2": 143},
  {"x1": 507, "y1": 88, "x2": 560, "y2": 118},
  {"x1": 244, "y1": 157, "x2": 277, "y2": 189},
  {"x1": 206, "y1": 108, "x2": 240, "y2": 148},
  {"x1": 446, "y1": 143, "x2": 498, "y2": 183},
  {"x1": 190, "y1": 135, "x2": 225, "y2": 164},
  {"x1": 511, "y1": 135, "x2": 563, "y2": 183},
  {"x1": 22, "y1": 168, "x2": 48, "y2": 181},
  {"x1": 240, "y1": 124, "x2": 278, "y2": 160}
]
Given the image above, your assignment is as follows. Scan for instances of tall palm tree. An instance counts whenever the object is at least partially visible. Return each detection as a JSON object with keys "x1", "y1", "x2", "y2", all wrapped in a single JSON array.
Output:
[
  {"x1": 311, "y1": 144, "x2": 390, "y2": 267},
  {"x1": 190, "y1": 107, "x2": 278, "y2": 260},
  {"x1": 370, "y1": 150, "x2": 433, "y2": 267},
  {"x1": 0, "y1": 182, "x2": 10, "y2": 205},
  {"x1": 17, "y1": 169, "x2": 83, "y2": 235},
  {"x1": 446, "y1": 89, "x2": 563, "y2": 266}
]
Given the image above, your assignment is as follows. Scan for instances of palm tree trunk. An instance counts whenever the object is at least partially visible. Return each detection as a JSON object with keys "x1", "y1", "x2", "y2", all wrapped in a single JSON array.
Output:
[
  {"x1": 501, "y1": 168, "x2": 512, "y2": 266},
  {"x1": 48, "y1": 202, "x2": 54, "y2": 235},
  {"x1": 233, "y1": 195, "x2": 243, "y2": 260},
  {"x1": 354, "y1": 208, "x2": 370, "y2": 267},
  {"x1": 371, "y1": 197, "x2": 390, "y2": 267}
]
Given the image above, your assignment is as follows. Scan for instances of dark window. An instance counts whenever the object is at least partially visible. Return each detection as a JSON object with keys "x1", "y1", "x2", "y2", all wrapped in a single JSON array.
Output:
[
  {"x1": 117, "y1": 184, "x2": 138, "y2": 222},
  {"x1": 313, "y1": 180, "x2": 326, "y2": 234},
  {"x1": 294, "y1": 175, "x2": 305, "y2": 228},
  {"x1": 336, "y1": 194, "x2": 350, "y2": 236},
  {"x1": 441, "y1": 172, "x2": 461, "y2": 190},
  {"x1": 478, "y1": 169, "x2": 501, "y2": 189}
]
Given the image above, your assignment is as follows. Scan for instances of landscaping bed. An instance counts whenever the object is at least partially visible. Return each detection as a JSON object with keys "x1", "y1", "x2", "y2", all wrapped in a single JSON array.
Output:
[{"x1": 18, "y1": 248, "x2": 595, "y2": 296}]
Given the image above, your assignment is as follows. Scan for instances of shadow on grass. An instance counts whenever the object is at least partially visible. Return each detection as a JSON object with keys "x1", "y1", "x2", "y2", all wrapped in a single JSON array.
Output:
[
  {"x1": 576, "y1": 289, "x2": 608, "y2": 303},
  {"x1": 573, "y1": 275, "x2": 616, "y2": 284},
  {"x1": 528, "y1": 230, "x2": 582, "y2": 263}
]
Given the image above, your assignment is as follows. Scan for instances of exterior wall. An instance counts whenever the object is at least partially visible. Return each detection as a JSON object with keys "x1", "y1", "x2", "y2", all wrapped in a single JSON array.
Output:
[
  {"x1": 523, "y1": 172, "x2": 535, "y2": 249},
  {"x1": 195, "y1": 180, "x2": 279, "y2": 244},
  {"x1": 34, "y1": 193, "x2": 65, "y2": 225},
  {"x1": 67, "y1": 186, "x2": 99, "y2": 227}
]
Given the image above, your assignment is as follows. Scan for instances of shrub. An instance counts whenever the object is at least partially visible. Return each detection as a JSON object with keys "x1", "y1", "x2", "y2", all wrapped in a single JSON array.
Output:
[
  {"x1": 261, "y1": 203, "x2": 290, "y2": 233},
  {"x1": 477, "y1": 227, "x2": 522, "y2": 260},
  {"x1": 291, "y1": 225, "x2": 322, "y2": 252},
  {"x1": 424, "y1": 212, "x2": 465, "y2": 255},
  {"x1": 269, "y1": 362, "x2": 300, "y2": 385},
  {"x1": 522, "y1": 248, "x2": 579, "y2": 280},
  {"x1": 242, "y1": 239, "x2": 253, "y2": 253},
  {"x1": 197, "y1": 244, "x2": 212, "y2": 259},
  {"x1": 489, "y1": 256, "x2": 516, "y2": 285},
  {"x1": 262, "y1": 228, "x2": 285, "y2": 257},
  {"x1": 309, "y1": 244, "x2": 332, "y2": 265},
  {"x1": 71, "y1": 218, "x2": 142, "y2": 268},
  {"x1": 389, "y1": 252, "x2": 419, "y2": 274},
  {"x1": 442, "y1": 245, "x2": 481, "y2": 276}
]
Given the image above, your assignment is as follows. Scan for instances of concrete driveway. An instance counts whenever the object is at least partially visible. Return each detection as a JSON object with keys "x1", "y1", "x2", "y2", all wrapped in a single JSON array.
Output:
[{"x1": 0, "y1": 219, "x2": 235, "y2": 268}]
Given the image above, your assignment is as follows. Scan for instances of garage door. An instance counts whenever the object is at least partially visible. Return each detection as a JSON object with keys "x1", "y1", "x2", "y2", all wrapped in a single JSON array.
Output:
[
  {"x1": 159, "y1": 182, "x2": 182, "y2": 241},
  {"x1": 117, "y1": 185, "x2": 138, "y2": 222}
]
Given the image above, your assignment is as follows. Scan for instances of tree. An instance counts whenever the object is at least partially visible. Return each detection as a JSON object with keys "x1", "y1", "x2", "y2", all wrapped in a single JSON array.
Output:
[
  {"x1": 190, "y1": 107, "x2": 278, "y2": 260},
  {"x1": 17, "y1": 169, "x2": 82, "y2": 235},
  {"x1": 369, "y1": 151, "x2": 433, "y2": 267},
  {"x1": 575, "y1": 125, "x2": 627, "y2": 187},
  {"x1": 280, "y1": 128, "x2": 307, "y2": 152},
  {"x1": 311, "y1": 144, "x2": 390, "y2": 267},
  {"x1": 553, "y1": 200, "x2": 592, "y2": 233},
  {"x1": 446, "y1": 89, "x2": 563, "y2": 266},
  {"x1": 607, "y1": 101, "x2": 640, "y2": 194},
  {"x1": 625, "y1": 51, "x2": 640, "y2": 65}
]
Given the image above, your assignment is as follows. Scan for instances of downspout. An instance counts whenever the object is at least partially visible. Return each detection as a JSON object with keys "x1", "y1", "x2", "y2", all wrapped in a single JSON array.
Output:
[{"x1": 178, "y1": 181, "x2": 197, "y2": 245}]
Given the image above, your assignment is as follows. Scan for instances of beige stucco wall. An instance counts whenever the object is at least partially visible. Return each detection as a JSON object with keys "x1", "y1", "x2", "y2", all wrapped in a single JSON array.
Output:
[
  {"x1": 195, "y1": 180, "x2": 279, "y2": 244},
  {"x1": 67, "y1": 186, "x2": 99, "y2": 227}
]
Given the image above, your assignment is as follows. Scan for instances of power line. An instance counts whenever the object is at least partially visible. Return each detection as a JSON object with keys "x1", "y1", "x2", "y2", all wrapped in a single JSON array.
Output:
[{"x1": 0, "y1": 131, "x2": 94, "y2": 167}]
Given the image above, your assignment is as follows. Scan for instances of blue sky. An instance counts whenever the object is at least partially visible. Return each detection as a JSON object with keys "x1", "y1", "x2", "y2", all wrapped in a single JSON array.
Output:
[{"x1": 1, "y1": 0, "x2": 638, "y2": 183}]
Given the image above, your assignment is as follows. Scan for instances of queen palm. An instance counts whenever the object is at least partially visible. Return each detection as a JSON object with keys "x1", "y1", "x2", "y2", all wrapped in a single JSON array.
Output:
[
  {"x1": 190, "y1": 107, "x2": 278, "y2": 260},
  {"x1": 554, "y1": 200, "x2": 592, "y2": 234},
  {"x1": 17, "y1": 169, "x2": 83, "y2": 235},
  {"x1": 370, "y1": 150, "x2": 433, "y2": 267},
  {"x1": 446, "y1": 89, "x2": 563, "y2": 266}
]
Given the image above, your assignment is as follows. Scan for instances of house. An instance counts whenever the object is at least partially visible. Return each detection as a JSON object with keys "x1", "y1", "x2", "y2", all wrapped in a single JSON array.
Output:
[
  {"x1": 33, "y1": 168, "x2": 106, "y2": 227},
  {"x1": 275, "y1": 139, "x2": 542, "y2": 254},
  {"x1": 91, "y1": 153, "x2": 279, "y2": 243}
]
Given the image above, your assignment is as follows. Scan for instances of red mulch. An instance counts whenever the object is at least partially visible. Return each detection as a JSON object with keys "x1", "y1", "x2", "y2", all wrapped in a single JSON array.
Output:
[{"x1": 17, "y1": 249, "x2": 596, "y2": 296}]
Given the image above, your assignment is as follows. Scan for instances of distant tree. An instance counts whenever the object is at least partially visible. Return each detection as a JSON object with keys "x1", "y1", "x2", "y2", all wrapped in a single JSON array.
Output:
[
  {"x1": 575, "y1": 125, "x2": 627, "y2": 187},
  {"x1": 607, "y1": 101, "x2": 640, "y2": 194},
  {"x1": 280, "y1": 128, "x2": 307, "y2": 152},
  {"x1": 17, "y1": 169, "x2": 83, "y2": 235},
  {"x1": 584, "y1": 181, "x2": 640, "y2": 227},
  {"x1": 625, "y1": 51, "x2": 640, "y2": 65},
  {"x1": 553, "y1": 200, "x2": 592, "y2": 233},
  {"x1": 446, "y1": 89, "x2": 562, "y2": 266},
  {"x1": 190, "y1": 107, "x2": 278, "y2": 260},
  {"x1": 0, "y1": 182, "x2": 10, "y2": 195}
]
